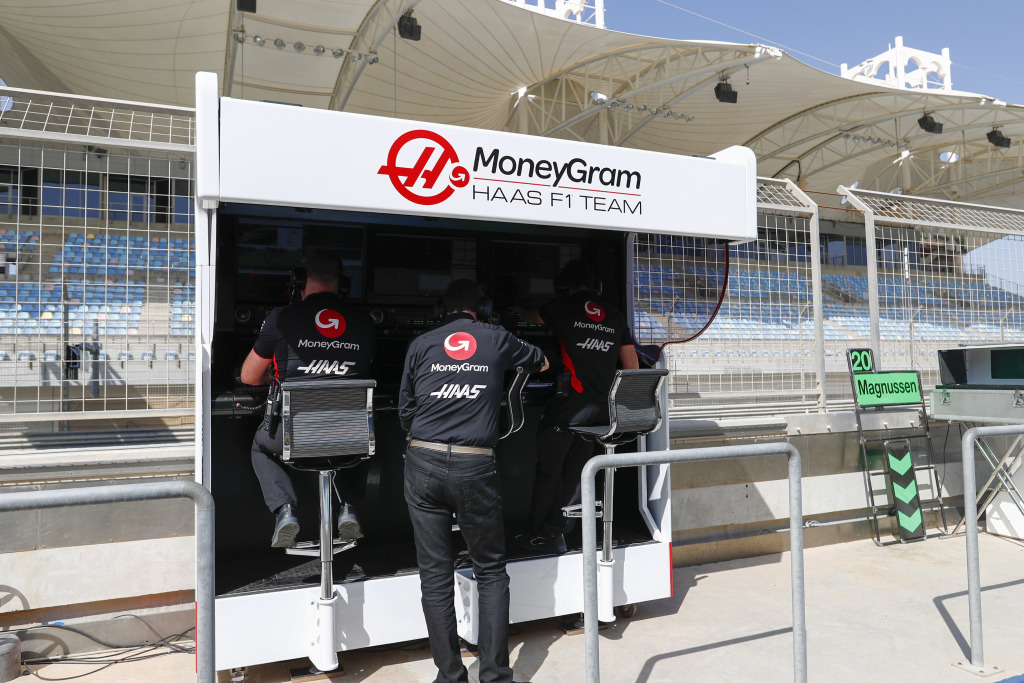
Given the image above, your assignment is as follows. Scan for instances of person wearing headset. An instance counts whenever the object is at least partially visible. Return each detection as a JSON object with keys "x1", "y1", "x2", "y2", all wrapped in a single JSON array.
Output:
[
  {"x1": 400, "y1": 278, "x2": 548, "y2": 683},
  {"x1": 517, "y1": 259, "x2": 639, "y2": 554},
  {"x1": 240, "y1": 247, "x2": 376, "y2": 548}
]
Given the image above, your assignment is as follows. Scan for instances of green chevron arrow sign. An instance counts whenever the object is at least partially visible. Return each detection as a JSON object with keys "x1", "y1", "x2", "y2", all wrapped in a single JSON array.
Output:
[
  {"x1": 888, "y1": 452, "x2": 913, "y2": 477},
  {"x1": 898, "y1": 509, "x2": 923, "y2": 533},
  {"x1": 893, "y1": 480, "x2": 918, "y2": 505},
  {"x1": 884, "y1": 440, "x2": 926, "y2": 541}
]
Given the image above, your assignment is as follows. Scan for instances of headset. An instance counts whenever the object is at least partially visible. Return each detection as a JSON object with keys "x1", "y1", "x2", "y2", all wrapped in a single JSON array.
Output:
[
  {"x1": 288, "y1": 264, "x2": 352, "y2": 305},
  {"x1": 553, "y1": 261, "x2": 602, "y2": 297},
  {"x1": 434, "y1": 282, "x2": 493, "y2": 320}
]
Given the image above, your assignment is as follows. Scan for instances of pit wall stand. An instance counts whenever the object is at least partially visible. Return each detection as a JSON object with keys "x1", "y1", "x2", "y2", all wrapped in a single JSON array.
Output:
[{"x1": 846, "y1": 348, "x2": 949, "y2": 545}]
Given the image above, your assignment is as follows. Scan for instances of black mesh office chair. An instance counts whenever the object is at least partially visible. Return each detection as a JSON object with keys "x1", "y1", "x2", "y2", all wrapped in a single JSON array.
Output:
[
  {"x1": 451, "y1": 367, "x2": 530, "y2": 533},
  {"x1": 563, "y1": 369, "x2": 668, "y2": 559},
  {"x1": 279, "y1": 378, "x2": 376, "y2": 599}
]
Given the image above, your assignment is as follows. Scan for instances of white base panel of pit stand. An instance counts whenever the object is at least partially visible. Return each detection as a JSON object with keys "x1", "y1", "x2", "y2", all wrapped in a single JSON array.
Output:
[
  {"x1": 459, "y1": 542, "x2": 671, "y2": 644},
  {"x1": 215, "y1": 541, "x2": 672, "y2": 669},
  {"x1": 215, "y1": 572, "x2": 427, "y2": 671}
]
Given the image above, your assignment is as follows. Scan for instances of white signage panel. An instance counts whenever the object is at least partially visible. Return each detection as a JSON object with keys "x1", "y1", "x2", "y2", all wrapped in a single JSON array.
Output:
[{"x1": 215, "y1": 98, "x2": 756, "y2": 241}]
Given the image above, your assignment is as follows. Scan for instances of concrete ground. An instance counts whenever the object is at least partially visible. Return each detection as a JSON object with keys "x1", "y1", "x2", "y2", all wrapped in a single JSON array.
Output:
[{"x1": 23, "y1": 533, "x2": 1024, "y2": 683}]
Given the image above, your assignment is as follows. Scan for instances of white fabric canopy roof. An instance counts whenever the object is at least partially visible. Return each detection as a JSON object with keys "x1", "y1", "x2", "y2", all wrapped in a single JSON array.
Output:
[{"x1": 2, "y1": 0, "x2": 1022, "y2": 206}]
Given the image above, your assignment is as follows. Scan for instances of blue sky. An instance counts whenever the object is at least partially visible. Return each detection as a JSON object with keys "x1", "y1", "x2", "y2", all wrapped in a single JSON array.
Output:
[{"x1": 605, "y1": 1, "x2": 1024, "y2": 106}]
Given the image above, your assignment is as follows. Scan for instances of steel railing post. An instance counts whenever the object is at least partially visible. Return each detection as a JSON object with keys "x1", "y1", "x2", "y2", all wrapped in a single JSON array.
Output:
[
  {"x1": 581, "y1": 442, "x2": 805, "y2": 683},
  {"x1": 0, "y1": 480, "x2": 215, "y2": 683},
  {"x1": 956, "y1": 424, "x2": 1024, "y2": 675}
]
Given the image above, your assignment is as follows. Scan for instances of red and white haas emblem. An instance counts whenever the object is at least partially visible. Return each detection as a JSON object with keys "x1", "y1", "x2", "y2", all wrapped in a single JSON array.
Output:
[{"x1": 378, "y1": 130, "x2": 470, "y2": 206}]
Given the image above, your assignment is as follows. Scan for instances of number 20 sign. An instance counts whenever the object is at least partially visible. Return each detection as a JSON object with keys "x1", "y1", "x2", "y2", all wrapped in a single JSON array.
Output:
[{"x1": 847, "y1": 348, "x2": 875, "y2": 374}]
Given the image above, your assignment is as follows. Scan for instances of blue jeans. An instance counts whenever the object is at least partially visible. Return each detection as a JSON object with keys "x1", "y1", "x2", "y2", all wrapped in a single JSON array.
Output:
[{"x1": 403, "y1": 445, "x2": 512, "y2": 683}]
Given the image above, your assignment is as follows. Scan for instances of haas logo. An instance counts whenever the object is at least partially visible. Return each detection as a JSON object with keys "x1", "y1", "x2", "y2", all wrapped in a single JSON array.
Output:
[
  {"x1": 444, "y1": 332, "x2": 477, "y2": 361},
  {"x1": 315, "y1": 309, "x2": 346, "y2": 339},
  {"x1": 378, "y1": 130, "x2": 470, "y2": 206},
  {"x1": 584, "y1": 301, "x2": 606, "y2": 322}
]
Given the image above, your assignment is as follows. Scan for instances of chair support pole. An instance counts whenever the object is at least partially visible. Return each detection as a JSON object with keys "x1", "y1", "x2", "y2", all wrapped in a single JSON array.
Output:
[
  {"x1": 602, "y1": 446, "x2": 616, "y2": 563},
  {"x1": 319, "y1": 470, "x2": 334, "y2": 601}
]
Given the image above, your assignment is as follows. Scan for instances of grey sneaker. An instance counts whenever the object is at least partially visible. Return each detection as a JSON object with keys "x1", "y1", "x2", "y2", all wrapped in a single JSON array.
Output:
[
  {"x1": 271, "y1": 504, "x2": 300, "y2": 548},
  {"x1": 337, "y1": 503, "x2": 363, "y2": 542}
]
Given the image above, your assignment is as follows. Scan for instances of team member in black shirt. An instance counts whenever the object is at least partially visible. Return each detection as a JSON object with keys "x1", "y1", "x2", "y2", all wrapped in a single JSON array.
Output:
[
  {"x1": 241, "y1": 248, "x2": 376, "y2": 548},
  {"x1": 400, "y1": 279, "x2": 548, "y2": 683},
  {"x1": 518, "y1": 260, "x2": 638, "y2": 554}
]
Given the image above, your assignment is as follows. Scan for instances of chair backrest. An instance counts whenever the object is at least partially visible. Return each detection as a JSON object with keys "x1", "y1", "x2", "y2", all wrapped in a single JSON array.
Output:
[
  {"x1": 281, "y1": 378, "x2": 376, "y2": 467},
  {"x1": 605, "y1": 368, "x2": 669, "y2": 439},
  {"x1": 498, "y1": 366, "x2": 531, "y2": 440}
]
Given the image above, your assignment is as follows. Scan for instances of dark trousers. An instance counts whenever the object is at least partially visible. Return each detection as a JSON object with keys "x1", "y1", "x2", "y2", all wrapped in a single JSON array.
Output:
[
  {"x1": 403, "y1": 445, "x2": 512, "y2": 683},
  {"x1": 251, "y1": 424, "x2": 294, "y2": 513},
  {"x1": 251, "y1": 425, "x2": 364, "y2": 514},
  {"x1": 529, "y1": 426, "x2": 598, "y2": 535}
]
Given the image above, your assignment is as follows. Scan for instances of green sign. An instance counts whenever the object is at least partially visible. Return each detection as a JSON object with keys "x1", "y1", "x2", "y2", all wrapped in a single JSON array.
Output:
[
  {"x1": 885, "y1": 441, "x2": 926, "y2": 541},
  {"x1": 847, "y1": 348, "x2": 875, "y2": 374},
  {"x1": 854, "y1": 371, "x2": 922, "y2": 406}
]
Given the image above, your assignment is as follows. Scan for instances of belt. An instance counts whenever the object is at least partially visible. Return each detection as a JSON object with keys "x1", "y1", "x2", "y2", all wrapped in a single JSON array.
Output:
[{"x1": 409, "y1": 439, "x2": 494, "y2": 456}]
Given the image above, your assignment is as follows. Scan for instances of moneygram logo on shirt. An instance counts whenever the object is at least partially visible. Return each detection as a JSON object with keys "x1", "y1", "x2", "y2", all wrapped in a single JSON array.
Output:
[
  {"x1": 444, "y1": 332, "x2": 477, "y2": 361},
  {"x1": 584, "y1": 301, "x2": 606, "y2": 322},
  {"x1": 315, "y1": 309, "x2": 346, "y2": 339},
  {"x1": 378, "y1": 130, "x2": 470, "y2": 206}
]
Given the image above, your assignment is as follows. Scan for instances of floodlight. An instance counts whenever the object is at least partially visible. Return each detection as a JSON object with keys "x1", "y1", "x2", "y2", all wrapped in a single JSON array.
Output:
[
  {"x1": 236, "y1": 0, "x2": 256, "y2": 12},
  {"x1": 714, "y1": 81, "x2": 738, "y2": 104},
  {"x1": 398, "y1": 11, "x2": 421, "y2": 41},
  {"x1": 917, "y1": 113, "x2": 943, "y2": 134},
  {"x1": 987, "y1": 128, "x2": 1011, "y2": 148}
]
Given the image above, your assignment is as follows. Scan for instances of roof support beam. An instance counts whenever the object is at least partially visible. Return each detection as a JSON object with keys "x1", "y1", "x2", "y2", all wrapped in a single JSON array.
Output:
[
  {"x1": 330, "y1": 0, "x2": 424, "y2": 111},
  {"x1": 746, "y1": 96, "x2": 1004, "y2": 163},
  {"x1": 503, "y1": 43, "x2": 765, "y2": 142}
]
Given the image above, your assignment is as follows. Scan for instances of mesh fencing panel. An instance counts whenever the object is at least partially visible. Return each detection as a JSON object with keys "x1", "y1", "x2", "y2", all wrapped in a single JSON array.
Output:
[
  {"x1": 0, "y1": 138, "x2": 195, "y2": 423},
  {"x1": 635, "y1": 210, "x2": 819, "y2": 413}
]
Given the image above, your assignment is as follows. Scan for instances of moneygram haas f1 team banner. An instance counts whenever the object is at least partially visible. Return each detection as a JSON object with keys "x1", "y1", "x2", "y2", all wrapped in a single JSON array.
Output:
[{"x1": 210, "y1": 98, "x2": 756, "y2": 242}]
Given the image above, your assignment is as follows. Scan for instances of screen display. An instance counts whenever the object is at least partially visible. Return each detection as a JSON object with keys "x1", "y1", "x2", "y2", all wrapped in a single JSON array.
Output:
[
  {"x1": 233, "y1": 221, "x2": 364, "y2": 301},
  {"x1": 490, "y1": 240, "x2": 580, "y2": 306},
  {"x1": 373, "y1": 234, "x2": 476, "y2": 296}
]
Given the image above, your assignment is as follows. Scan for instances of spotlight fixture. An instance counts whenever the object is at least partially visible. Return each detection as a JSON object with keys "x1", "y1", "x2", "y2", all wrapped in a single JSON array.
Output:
[
  {"x1": 714, "y1": 79, "x2": 738, "y2": 104},
  {"x1": 233, "y1": 33, "x2": 245, "y2": 44},
  {"x1": 397, "y1": 10, "x2": 421, "y2": 41},
  {"x1": 351, "y1": 53, "x2": 363, "y2": 62},
  {"x1": 637, "y1": 104, "x2": 647, "y2": 112},
  {"x1": 368, "y1": 54, "x2": 379, "y2": 64},
  {"x1": 293, "y1": 42, "x2": 305, "y2": 52},
  {"x1": 313, "y1": 45, "x2": 325, "y2": 56},
  {"x1": 253, "y1": 35, "x2": 265, "y2": 46},
  {"x1": 987, "y1": 127, "x2": 1012, "y2": 148},
  {"x1": 274, "y1": 38, "x2": 286, "y2": 49},
  {"x1": 332, "y1": 49, "x2": 344, "y2": 58},
  {"x1": 917, "y1": 113, "x2": 943, "y2": 134}
]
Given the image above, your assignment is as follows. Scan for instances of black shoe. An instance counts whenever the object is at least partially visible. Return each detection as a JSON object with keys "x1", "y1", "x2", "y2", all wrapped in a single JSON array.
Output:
[
  {"x1": 337, "y1": 503, "x2": 363, "y2": 542},
  {"x1": 516, "y1": 531, "x2": 567, "y2": 554},
  {"x1": 271, "y1": 504, "x2": 300, "y2": 548}
]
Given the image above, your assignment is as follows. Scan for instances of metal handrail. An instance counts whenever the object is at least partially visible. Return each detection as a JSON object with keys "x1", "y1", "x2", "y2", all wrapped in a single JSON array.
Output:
[
  {"x1": 580, "y1": 442, "x2": 806, "y2": 683},
  {"x1": 957, "y1": 424, "x2": 1024, "y2": 675},
  {"x1": 0, "y1": 481, "x2": 214, "y2": 683}
]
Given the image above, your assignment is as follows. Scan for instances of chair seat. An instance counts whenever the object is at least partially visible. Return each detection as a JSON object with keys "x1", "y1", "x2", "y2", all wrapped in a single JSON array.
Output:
[{"x1": 285, "y1": 454, "x2": 367, "y2": 473}]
